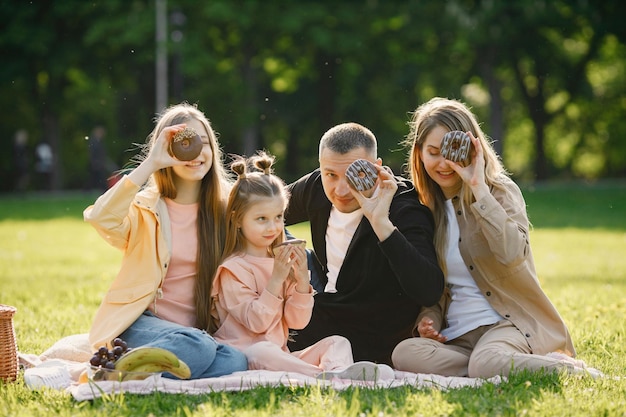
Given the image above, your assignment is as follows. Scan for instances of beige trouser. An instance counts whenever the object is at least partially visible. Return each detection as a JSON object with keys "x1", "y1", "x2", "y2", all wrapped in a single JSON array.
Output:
[
  {"x1": 244, "y1": 335, "x2": 354, "y2": 377},
  {"x1": 391, "y1": 320, "x2": 576, "y2": 378}
]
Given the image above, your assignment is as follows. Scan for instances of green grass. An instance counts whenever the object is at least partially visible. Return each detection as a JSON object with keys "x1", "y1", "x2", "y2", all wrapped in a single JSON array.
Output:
[{"x1": 1, "y1": 182, "x2": 626, "y2": 416}]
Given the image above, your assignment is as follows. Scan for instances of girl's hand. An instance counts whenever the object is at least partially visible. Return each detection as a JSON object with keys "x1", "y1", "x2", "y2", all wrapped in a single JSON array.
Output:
[
  {"x1": 145, "y1": 124, "x2": 189, "y2": 171},
  {"x1": 265, "y1": 244, "x2": 293, "y2": 298},
  {"x1": 128, "y1": 124, "x2": 189, "y2": 187},
  {"x1": 290, "y1": 245, "x2": 310, "y2": 293},
  {"x1": 417, "y1": 317, "x2": 447, "y2": 343},
  {"x1": 272, "y1": 244, "x2": 293, "y2": 280}
]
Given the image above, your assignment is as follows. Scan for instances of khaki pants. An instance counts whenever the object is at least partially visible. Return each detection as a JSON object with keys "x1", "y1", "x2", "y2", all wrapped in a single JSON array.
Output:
[{"x1": 391, "y1": 320, "x2": 575, "y2": 378}]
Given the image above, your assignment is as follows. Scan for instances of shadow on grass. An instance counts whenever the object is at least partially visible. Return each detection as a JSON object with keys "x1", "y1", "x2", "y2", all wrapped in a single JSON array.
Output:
[
  {"x1": 337, "y1": 370, "x2": 564, "y2": 416},
  {"x1": 78, "y1": 371, "x2": 564, "y2": 416},
  {"x1": 521, "y1": 180, "x2": 626, "y2": 231},
  {"x1": 0, "y1": 191, "x2": 98, "y2": 221},
  {"x1": 433, "y1": 370, "x2": 564, "y2": 415},
  {"x1": 1, "y1": 181, "x2": 625, "y2": 230}
]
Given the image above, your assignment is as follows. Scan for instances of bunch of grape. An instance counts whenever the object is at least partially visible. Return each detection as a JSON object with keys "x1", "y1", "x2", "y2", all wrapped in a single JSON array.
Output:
[{"x1": 89, "y1": 337, "x2": 130, "y2": 369}]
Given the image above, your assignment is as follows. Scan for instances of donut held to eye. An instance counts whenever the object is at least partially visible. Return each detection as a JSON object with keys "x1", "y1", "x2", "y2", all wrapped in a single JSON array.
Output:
[
  {"x1": 440, "y1": 131, "x2": 472, "y2": 166},
  {"x1": 169, "y1": 128, "x2": 203, "y2": 161},
  {"x1": 345, "y1": 159, "x2": 378, "y2": 192}
]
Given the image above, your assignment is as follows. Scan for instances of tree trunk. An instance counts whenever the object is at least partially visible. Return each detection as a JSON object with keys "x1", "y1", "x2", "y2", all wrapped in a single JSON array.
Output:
[
  {"x1": 533, "y1": 116, "x2": 548, "y2": 180},
  {"x1": 478, "y1": 46, "x2": 504, "y2": 158},
  {"x1": 512, "y1": 59, "x2": 550, "y2": 180},
  {"x1": 241, "y1": 47, "x2": 259, "y2": 156},
  {"x1": 316, "y1": 51, "x2": 336, "y2": 133},
  {"x1": 41, "y1": 109, "x2": 61, "y2": 191}
]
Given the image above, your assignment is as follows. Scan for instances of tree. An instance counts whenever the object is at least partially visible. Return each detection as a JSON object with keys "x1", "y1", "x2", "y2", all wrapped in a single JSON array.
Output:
[
  {"x1": 445, "y1": 0, "x2": 626, "y2": 180},
  {"x1": 1, "y1": 0, "x2": 624, "y2": 190},
  {"x1": 0, "y1": 1, "x2": 156, "y2": 190}
]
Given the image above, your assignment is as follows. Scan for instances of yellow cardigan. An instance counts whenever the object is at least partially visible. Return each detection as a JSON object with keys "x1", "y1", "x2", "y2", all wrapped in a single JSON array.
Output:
[{"x1": 84, "y1": 176, "x2": 171, "y2": 349}]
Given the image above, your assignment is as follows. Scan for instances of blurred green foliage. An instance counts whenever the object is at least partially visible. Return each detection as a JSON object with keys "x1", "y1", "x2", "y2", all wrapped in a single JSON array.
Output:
[{"x1": 1, "y1": 0, "x2": 625, "y2": 191}]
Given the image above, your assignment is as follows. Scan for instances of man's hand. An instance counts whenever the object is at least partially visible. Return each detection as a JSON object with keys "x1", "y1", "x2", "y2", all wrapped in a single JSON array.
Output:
[{"x1": 351, "y1": 164, "x2": 398, "y2": 241}]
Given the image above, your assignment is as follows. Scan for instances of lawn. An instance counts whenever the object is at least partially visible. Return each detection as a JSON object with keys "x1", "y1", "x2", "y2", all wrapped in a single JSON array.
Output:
[{"x1": 0, "y1": 181, "x2": 625, "y2": 416}]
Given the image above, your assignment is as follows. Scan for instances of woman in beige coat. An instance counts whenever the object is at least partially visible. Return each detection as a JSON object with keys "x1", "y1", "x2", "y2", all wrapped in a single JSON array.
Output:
[{"x1": 392, "y1": 97, "x2": 601, "y2": 378}]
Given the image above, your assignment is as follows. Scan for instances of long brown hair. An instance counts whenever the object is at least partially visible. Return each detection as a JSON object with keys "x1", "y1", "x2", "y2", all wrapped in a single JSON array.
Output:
[
  {"x1": 404, "y1": 97, "x2": 507, "y2": 275},
  {"x1": 138, "y1": 102, "x2": 232, "y2": 331}
]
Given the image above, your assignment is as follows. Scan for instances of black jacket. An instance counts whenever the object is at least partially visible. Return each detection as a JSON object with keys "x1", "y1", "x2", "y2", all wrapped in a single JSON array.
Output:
[{"x1": 285, "y1": 169, "x2": 444, "y2": 364}]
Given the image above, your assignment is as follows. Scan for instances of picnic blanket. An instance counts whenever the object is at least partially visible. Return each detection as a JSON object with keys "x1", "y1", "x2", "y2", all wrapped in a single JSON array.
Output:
[{"x1": 24, "y1": 334, "x2": 503, "y2": 401}]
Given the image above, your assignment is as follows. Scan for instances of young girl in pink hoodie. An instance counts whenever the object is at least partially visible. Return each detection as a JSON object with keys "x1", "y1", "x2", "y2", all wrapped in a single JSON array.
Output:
[{"x1": 210, "y1": 151, "x2": 392, "y2": 380}]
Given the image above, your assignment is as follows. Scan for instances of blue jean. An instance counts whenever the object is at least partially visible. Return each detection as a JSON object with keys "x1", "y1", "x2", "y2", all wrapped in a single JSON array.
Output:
[{"x1": 120, "y1": 311, "x2": 248, "y2": 379}]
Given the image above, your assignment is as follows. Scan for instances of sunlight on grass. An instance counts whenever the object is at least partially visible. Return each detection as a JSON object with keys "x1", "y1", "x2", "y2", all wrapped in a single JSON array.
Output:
[
  {"x1": 1, "y1": 186, "x2": 625, "y2": 416},
  {"x1": 530, "y1": 228, "x2": 626, "y2": 375},
  {"x1": 0, "y1": 218, "x2": 121, "y2": 352}
]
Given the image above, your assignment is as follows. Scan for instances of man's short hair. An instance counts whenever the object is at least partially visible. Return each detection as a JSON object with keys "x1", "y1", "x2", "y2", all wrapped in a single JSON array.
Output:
[{"x1": 319, "y1": 122, "x2": 377, "y2": 158}]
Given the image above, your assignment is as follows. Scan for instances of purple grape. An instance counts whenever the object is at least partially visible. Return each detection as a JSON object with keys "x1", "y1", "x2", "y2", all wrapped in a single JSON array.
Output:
[
  {"x1": 112, "y1": 346, "x2": 124, "y2": 357},
  {"x1": 91, "y1": 339, "x2": 132, "y2": 370}
]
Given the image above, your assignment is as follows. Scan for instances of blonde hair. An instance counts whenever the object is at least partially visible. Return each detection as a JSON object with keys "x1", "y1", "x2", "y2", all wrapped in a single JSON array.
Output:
[
  {"x1": 404, "y1": 97, "x2": 508, "y2": 274},
  {"x1": 207, "y1": 150, "x2": 289, "y2": 332},
  {"x1": 135, "y1": 102, "x2": 231, "y2": 331}
]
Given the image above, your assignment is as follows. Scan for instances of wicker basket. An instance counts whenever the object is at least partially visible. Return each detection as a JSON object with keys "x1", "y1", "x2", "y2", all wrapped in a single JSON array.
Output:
[{"x1": 0, "y1": 304, "x2": 19, "y2": 382}]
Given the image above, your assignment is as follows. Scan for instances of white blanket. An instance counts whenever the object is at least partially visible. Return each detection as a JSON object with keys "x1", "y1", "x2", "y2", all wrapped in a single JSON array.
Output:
[{"x1": 29, "y1": 334, "x2": 503, "y2": 401}]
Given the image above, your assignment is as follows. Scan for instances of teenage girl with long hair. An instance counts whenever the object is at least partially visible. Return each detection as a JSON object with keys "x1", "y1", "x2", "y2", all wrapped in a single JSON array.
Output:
[{"x1": 85, "y1": 102, "x2": 247, "y2": 378}]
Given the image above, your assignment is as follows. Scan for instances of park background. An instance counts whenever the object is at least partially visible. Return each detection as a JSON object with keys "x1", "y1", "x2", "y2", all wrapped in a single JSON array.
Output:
[
  {"x1": 1, "y1": 2, "x2": 626, "y2": 415},
  {"x1": 1, "y1": 0, "x2": 625, "y2": 192}
]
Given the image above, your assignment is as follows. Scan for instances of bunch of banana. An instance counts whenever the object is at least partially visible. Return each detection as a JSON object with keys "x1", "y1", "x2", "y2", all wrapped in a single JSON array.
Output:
[{"x1": 110, "y1": 347, "x2": 192, "y2": 381}]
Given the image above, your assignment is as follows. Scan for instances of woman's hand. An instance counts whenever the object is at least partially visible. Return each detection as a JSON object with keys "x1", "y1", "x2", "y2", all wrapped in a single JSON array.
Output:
[
  {"x1": 417, "y1": 317, "x2": 447, "y2": 343},
  {"x1": 145, "y1": 124, "x2": 189, "y2": 170},
  {"x1": 445, "y1": 132, "x2": 490, "y2": 201}
]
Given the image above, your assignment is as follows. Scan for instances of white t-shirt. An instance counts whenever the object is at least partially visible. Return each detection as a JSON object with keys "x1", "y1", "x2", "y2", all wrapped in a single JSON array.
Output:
[
  {"x1": 324, "y1": 206, "x2": 363, "y2": 293},
  {"x1": 440, "y1": 199, "x2": 502, "y2": 341}
]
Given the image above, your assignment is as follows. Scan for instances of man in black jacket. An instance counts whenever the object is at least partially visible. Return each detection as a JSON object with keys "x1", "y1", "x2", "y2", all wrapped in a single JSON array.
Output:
[{"x1": 285, "y1": 122, "x2": 444, "y2": 365}]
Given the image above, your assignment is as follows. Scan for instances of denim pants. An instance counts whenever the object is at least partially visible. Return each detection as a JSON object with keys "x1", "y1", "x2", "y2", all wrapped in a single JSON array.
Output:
[{"x1": 120, "y1": 311, "x2": 248, "y2": 379}]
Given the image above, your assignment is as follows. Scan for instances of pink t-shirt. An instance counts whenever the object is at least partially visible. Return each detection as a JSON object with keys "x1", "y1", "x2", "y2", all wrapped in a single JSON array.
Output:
[{"x1": 148, "y1": 198, "x2": 197, "y2": 327}]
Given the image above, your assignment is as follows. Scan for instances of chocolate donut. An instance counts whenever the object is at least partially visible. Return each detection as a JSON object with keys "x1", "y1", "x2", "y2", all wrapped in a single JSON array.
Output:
[
  {"x1": 345, "y1": 159, "x2": 378, "y2": 192},
  {"x1": 272, "y1": 239, "x2": 306, "y2": 256},
  {"x1": 440, "y1": 131, "x2": 471, "y2": 165},
  {"x1": 275, "y1": 238, "x2": 306, "y2": 248},
  {"x1": 169, "y1": 128, "x2": 203, "y2": 161}
]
